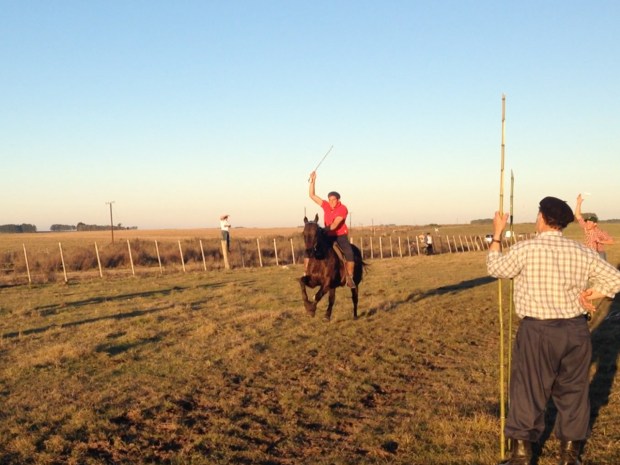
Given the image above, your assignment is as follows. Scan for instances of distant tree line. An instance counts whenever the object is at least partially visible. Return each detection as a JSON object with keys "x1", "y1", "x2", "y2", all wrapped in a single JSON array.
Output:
[
  {"x1": 76, "y1": 222, "x2": 137, "y2": 231},
  {"x1": 470, "y1": 218, "x2": 493, "y2": 225},
  {"x1": 0, "y1": 224, "x2": 37, "y2": 233},
  {"x1": 0, "y1": 223, "x2": 138, "y2": 233},
  {"x1": 50, "y1": 224, "x2": 77, "y2": 232}
]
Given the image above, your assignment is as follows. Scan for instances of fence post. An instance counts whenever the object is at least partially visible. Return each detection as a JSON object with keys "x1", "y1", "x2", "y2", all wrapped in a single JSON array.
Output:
[
  {"x1": 379, "y1": 237, "x2": 384, "y2": 259},
  {"x1": 177, "y1": 240, "x2": 187, "y2": 272},
  {"x1": 23, "y1": 244, "x2": 31, "y2": 284},
  {"x1": 94, "y1": 242, "x2": 103, "y2": 278},
  {"x1": 220, "y1": 240, "x2": 229, "y2": 270},
  {"x1": 407, "y1": 236, "x2": 412, "y2": 257},
  {"x1": 256, "y1": 238, "x2": 263, "y2": 267},
  {"x1": 155, "y1": 240, "x2": 163, "y2": 274},
  {"x1": 58, "y1": 242, "x2": 68, "y2": 283},
  {"x1": 290, "y1": 238, "x2": 296, "y2": 265},
  {"x1": 127, "y1": 240, "x2": 136, "y2": 276},
  {"x1": 446, "y1": 236, "x2": 452, "y2": 253},
  {"x1": 199, "y1": 240, "x2": 207, "y2": 271},
  {"x1": 273, "y1": 238, "x2": 279, "y2": 266},
  {"x1": 398, "y1": 237, "x2": 403, "y2": 258},
  {"x1": 370, "y1": 237, "x2": 374, "y2": 259}
]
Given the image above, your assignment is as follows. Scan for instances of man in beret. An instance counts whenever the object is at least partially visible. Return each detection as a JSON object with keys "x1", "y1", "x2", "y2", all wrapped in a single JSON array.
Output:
[
  {"x1": 575, "y1": 194, "x2": 614, "y2": 261},
  {"x1": 307, "y1": 171, "x2": 356, "y2": 288},
  {"x1": 487, "y1": 196, "x2": 620, "y2": 465}
]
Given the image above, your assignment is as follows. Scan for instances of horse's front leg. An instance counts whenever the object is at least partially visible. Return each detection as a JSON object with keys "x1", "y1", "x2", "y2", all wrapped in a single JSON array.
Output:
[
  {"x1": 324, "y1": 288, "x2": 336, "y2": 321},
  {"x1": 299, "y1": 278, "x2": 317, "y2": 317}
]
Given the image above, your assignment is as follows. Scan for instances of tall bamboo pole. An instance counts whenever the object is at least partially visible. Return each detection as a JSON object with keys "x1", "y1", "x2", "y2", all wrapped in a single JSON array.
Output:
[
  {"x1": 508, "y1": 171, "x2": 515, "y2": 404},
  {"x1": 498, "y1": 94, "x2": 507, "y2": 459}
]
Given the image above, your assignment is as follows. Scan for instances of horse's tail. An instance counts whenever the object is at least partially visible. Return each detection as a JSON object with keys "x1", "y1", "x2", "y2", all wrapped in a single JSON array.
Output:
[{"x1": 351, "y1": 245, "x2": 368, "y2": 283}]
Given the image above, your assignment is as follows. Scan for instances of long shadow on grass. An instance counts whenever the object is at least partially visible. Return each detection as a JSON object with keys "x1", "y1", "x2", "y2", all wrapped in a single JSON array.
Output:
[
  {"x1": 531, "y1": 295, "x2": 620, "y2": 464},
  {"x1": 34, "y1": 282, "x2": 230, "y2": 316},
  {"x1": 2, "y1": 304, "x2": 175, "y2": 339},
  {"x1": 364, "y1": 276, "x2": 495, "y2": 316}
]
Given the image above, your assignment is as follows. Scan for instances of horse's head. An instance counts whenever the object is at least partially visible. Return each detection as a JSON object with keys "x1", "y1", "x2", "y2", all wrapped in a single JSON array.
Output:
[{"x1": 303, "y1": 214, "x2": 322, "y2": 255}]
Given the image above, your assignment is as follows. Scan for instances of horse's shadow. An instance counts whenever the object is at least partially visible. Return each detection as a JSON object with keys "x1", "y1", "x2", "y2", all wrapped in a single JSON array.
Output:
[
  {"x1": 363, "y1": 276, "x2": 495, "y2": 317},
  {"x1": 532, "y1": 294, "x2": 620, "y2": 464}
]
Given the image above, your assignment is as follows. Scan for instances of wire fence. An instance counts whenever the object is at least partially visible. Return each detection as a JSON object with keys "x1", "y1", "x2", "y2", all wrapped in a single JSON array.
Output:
[{"x1": 0, "y1": 232, "x2": 533, "y2": 286}]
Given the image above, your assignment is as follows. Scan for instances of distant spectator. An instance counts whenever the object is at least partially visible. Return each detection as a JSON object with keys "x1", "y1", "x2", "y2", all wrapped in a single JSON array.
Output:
[
  {"x1": 220, "y1": 214, "x2": 231, "y2": 252},
  {"x1": 424, "y1": 233, "x2": 434, "y2": 255},
  {"x1": 575, "y1": 194, "x2": 613, "y2": 261}
]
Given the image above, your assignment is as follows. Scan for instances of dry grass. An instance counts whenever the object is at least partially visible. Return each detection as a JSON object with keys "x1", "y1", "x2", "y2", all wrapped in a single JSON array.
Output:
[{"x1": 1, "y1": 225, "x2": 619, "y2": 464}]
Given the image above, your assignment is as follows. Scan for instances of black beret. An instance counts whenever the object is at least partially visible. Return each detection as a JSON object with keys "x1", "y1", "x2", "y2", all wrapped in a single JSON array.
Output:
[{"x1": 539, "y1": 197, "x2": 574, "y2": 229}]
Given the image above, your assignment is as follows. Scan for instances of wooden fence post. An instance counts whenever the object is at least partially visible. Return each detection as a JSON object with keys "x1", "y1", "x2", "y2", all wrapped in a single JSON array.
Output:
[
  {"x1": 199, "y1": 240, "x2": 207, "y2": 271},
  {"x1": 127, "y1": 240, "x2": 136, "y2": 276},
  {"x1": 256, "y1": 238, "x2": 263, "y2": 267},
  {"x1": 379, "y1": 237, "x2": 384, "y2": 259},
  {"x1": 58, "y1": 242, "x2": 68, "y2": 283},
  {"x1": 398, "y1": 237, "x2": 403, "y2": 258},
  {"x1": 220, "y1": 240, "x2": 229, "y2": 270},
  {"x1": 369, "y1": 237, "x2": 374, "y2": 259},
  {"x1": 178, "y1": 240, "x2": 187, "y2": 272},
  {"x1": 155, "y1": 240, "x2": 163, "y2": 274},
  {"x1": 94, "y1": 242, "x2": 103, "y2": 278},
  {"x1": 273, "y1": 238, "x2": 279, "y2": 266},
  {"x1": 23, "y1": 244, "x2": 31, "y2": 284},
  {"x1": 290, "y1": 238, "x2": 296, "y2": 265}
]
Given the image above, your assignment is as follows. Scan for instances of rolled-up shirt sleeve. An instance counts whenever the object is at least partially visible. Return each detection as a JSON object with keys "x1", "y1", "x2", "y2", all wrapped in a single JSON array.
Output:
[
  {"x1": 590, "y1": 259, "x2": 620, "y2": 298},
  {"x1": 487, "y1": 248, "x2": 523, "y2": 279}
]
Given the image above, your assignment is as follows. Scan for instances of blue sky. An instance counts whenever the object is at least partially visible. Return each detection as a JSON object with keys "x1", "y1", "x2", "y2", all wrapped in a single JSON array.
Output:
[{"x1": 2, "y1": 1, "x2": 619, "y2": 230}]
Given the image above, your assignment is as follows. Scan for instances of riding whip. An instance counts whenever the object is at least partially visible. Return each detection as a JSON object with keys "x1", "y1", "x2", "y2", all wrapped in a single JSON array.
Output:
[{"x1": 308, "y1": 145, "x2": 334, "y2": 181}]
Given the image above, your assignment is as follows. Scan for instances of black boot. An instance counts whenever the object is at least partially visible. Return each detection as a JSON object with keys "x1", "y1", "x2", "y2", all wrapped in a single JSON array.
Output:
[
  {"x1": 558, "y1": 440, "x2": 582, "y2": 465},
  {"x1": 498, "y1": 439, "x2": 532, "y2": 465}
]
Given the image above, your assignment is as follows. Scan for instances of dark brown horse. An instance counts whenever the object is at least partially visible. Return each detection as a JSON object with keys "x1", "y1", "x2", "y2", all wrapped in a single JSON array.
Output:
[{"x1": 299, "y1": 214, "x2": 365, "y2": 320}]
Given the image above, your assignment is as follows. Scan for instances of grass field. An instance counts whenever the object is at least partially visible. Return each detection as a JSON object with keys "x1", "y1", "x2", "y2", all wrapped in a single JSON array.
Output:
[{"x1": 1, "y1": 224, "x2": 619, "y2": 464}]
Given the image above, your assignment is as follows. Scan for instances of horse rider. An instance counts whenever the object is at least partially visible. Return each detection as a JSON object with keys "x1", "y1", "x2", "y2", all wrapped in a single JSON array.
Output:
[{"x1": 306, "y1": 171, "x2": 356, "y2": 288}]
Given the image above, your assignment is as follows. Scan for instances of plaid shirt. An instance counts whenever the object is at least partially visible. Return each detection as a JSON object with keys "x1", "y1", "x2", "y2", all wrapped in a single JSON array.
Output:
[
  {"x1": 487, "y1": 231, "x2": 620, "y2": 319},
  {"x1": 578, "y1": 217, "x2": 612, "y2": 252}
]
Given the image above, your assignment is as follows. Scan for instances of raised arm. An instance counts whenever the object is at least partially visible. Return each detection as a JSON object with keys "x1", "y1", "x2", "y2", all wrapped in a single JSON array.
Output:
[
  {"x1": 575, "y1": 194, "x2": 584, "y2": 221},
  {"x1": 308, "y1": 171, "x2": 323, "y2": 206}
]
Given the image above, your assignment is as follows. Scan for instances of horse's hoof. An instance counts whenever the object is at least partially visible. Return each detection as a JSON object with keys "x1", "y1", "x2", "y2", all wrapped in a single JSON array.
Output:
[{"x1": 322, "y1": 316, "x2": 331, "y2": 322}]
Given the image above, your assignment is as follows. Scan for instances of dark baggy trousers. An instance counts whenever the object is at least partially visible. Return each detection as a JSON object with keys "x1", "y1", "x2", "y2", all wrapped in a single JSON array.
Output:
[{"x1": 505, "y1": 316, "x2": 591, "y2": 443}]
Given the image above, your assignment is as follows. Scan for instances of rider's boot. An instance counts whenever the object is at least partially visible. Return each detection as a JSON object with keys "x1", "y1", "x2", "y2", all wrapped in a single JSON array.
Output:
[{"x1": 345, "y1": 261, "x2": 356, "y2": 288}]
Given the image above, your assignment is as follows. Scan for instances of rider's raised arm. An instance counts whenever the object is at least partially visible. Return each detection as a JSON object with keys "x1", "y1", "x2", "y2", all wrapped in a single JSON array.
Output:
[{"x1": 308, "y1": 171, "x2": 323, "y2": 206}]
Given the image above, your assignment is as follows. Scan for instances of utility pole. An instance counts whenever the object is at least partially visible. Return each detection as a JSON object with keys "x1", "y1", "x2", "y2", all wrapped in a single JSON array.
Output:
[{"x1": 106, "y1": 201, "x2": 115, "y2": 243}]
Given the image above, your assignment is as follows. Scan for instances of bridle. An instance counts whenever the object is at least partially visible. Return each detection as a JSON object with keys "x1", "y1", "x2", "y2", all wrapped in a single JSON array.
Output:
[{"x1": 304, "y1": 221, "x2": 327, "y2": 259}]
